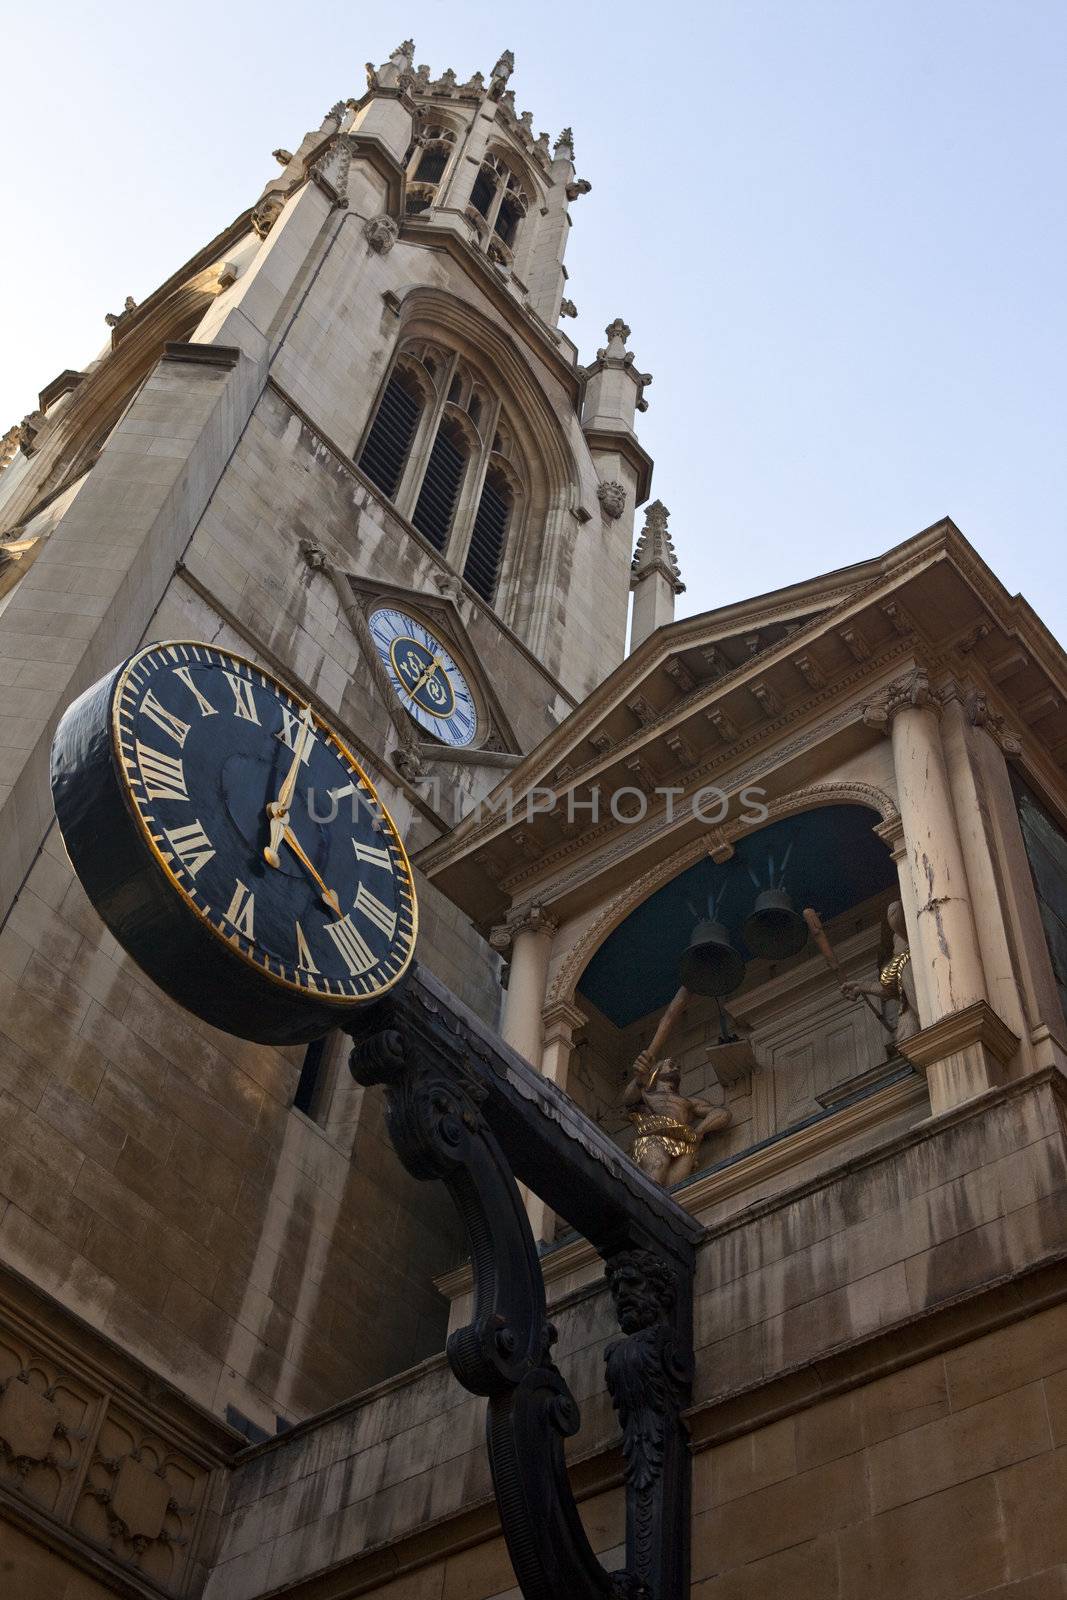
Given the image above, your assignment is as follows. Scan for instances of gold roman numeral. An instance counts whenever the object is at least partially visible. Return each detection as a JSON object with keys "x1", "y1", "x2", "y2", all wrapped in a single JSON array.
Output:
[
  {"x1": 224, "y1": 673, "x2": 260, "y2": 723},
  {"x1": 352, "y1": 839, "x2": 393, "y2": 871},
  {"x1": 140, "y1": 689, "x2": 191, "y2": 749},
  {"x1": 172, "y1": 666, "x2": 218, "y2": 717},
  {"x1": 294, "y1": 920, "x2": 319, "y2": 973},
  {"x1": 224, "y1": 880, "x2": 256, "y2": 938},
  {"x1": 354, "y1": 882, "x2": 397, "y2": 939},
  {"x1": 136, "y1": 742, "x2": 188, "y2": 802},
  {"x1": 276, "y1": 707, "x2": 316, "y2": 764},
  {"x1": 324, "y1": 914, "x2": 376, "y2": 976},
  {"x1": 163, "y1": 819, "x2": 215, "y2": 877}
]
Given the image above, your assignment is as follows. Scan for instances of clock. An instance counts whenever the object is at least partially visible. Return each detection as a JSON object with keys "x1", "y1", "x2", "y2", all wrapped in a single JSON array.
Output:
[
  {"x1": 368, "y1": 607, "x2": 479, "y2": 747},
  {"x1": 49, "y1": 642, "x2": 418, "y2": 1044}
]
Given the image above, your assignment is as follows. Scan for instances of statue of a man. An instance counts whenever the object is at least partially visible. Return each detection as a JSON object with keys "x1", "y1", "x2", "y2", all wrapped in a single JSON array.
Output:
[
  {"x1": 840, "y1": 900, "x2": 919, "y2": 1048},
  {"x1": 623, "y1": 1054, "x2": 731, "y2": 1187}
]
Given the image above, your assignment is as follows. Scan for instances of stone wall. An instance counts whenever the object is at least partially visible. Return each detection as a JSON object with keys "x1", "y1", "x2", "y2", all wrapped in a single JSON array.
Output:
[
  {"x1": 0, "y1": 818, "x2": 465, "y2": 1434},
  {"x1": 199, "y1": 1065, "x2": 1067, "y2": 1600}
]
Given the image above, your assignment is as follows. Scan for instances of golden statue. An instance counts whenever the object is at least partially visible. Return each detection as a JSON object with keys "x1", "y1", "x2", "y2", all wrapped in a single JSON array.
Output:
[
  {"x1": 624, "y1": 1053, "x2": 732, "y2": 1187},
  {"x1": 839, "y1": 900, "x2": 919, "y2": 1048}
]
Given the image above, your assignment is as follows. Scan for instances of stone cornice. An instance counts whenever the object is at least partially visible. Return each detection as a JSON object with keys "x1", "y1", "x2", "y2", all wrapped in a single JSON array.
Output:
[
  {"x1": 898, "y1": 1000, "x2": 1021, "y2": 1073},
  {"x1": 583, "y1": 424, "x2": 654, "y2": 504},
  {"x1": 491, "y1": 647, "x2": 911, "y2": 901}
]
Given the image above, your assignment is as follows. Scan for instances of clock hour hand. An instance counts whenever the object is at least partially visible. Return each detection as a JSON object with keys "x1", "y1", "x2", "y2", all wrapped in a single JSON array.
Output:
[
  {"x1": 403, "y1": 653, "x2": 444, "y2": 701},
  {"x1": 279, "y1": 824, "x2": 342, "y2": 917}
]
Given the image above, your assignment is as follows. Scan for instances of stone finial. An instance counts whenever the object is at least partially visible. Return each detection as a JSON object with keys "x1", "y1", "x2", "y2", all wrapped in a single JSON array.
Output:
[
  {"x1": 631, "y1": 501, "x2": 685, "y2": 593},
  {"x1": 461, "y1": 70, "x2": 485, "y2": 93},
  {"x1": 368, "y1": 39, "x2": 416, "y2": 91},
  {"x1": 554, "y1": 127, "x2": 575, "y2": 159},
  {"x1": 490, "y1": 49, "x2": 515, "y2": 83},
  {"x1": 534, "y1": 131, "x2": 551, "y2": 159},
  {"x1": 602, "y1": 318, "x2": 631, "y2": 358}
]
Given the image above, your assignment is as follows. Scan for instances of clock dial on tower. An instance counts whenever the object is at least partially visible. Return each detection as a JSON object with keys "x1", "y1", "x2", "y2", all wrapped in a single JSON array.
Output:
[
  {"x1": 50, "y1": 642, "x2": 417, "y2": 1043},
  {"x1": 368, "y1": 606, "x2": 479, "y2": 747}
]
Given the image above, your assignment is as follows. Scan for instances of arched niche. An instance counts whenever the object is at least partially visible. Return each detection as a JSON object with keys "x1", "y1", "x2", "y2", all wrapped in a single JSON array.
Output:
[{"x1": 548, "y1": 796, "x2": 904, "y2": 1187}]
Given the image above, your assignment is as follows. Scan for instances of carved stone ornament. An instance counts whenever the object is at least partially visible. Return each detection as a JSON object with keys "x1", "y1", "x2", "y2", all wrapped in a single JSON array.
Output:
[
  {"x1": 597, "y1": 480, "x2": 626, "y2": 519},
  {"x1": 966, "y1": 689, "x2": 1023, "y2": 755},
  {"x1": 364, "y1": 214, "x2": 400, "y2": 255},
  {"x1": 491, "y1": 48, "x2": 515, "y2": 84},
  {"x1": 346, "y1": 966, "x2": 699, "y2": 1600},
  {"x1": 104, "y1": 296, "x2": 137, "y2": 328},
  {"x1": 251, "y1": 194, "x2": 285, "y2": 239},
  {"x1": 560, "y1": 297, "x2": 579, "y2": 319},
  {"x1": 0, "y1": 1373, "x2": 65, "y2": 1466},
  {"x1": 862, "y1": 666, "x2": 937, "y2": 733}
]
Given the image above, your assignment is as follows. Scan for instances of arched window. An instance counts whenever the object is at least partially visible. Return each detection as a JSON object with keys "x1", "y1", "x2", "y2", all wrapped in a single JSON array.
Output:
[
  {"x1": 463, "y1": 464, "x2": 513, "y2": 602},
  {"x1": 357, "y1": 336, "x2": 530, "y2": 611},
  {"x1": 358, "y1": 367, "x2": 424, "y2": 499},
  {"x1": 412, "y1": 414, "x2": 468, "y2": 551},
  {"x1": 405, "y1": 124, "x2": 456, "y2": 216},
  {"x1": 470, "y1": 168, "x2": 496, "y2": 218}
]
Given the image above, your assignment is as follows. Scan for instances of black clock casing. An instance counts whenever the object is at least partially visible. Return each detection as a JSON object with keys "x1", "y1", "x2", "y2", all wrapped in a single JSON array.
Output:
[{"x1": 50, "y1": 643, "x2": 418, "y2": 1044}]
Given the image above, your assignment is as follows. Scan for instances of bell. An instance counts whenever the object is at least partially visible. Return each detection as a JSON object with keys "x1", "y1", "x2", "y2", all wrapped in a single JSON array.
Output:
[
  {"x1": 679, "y1": 919, "x2": 746, "y2": 998},
  {"x1": 743, "y1": 888, "x2": 809, "y2": 961}
]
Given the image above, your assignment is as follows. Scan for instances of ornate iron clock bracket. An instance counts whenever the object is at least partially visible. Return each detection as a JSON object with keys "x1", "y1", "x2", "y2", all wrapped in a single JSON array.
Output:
[{"x1": 347, "y1": 966, "x2": 701, "y2": 1600}]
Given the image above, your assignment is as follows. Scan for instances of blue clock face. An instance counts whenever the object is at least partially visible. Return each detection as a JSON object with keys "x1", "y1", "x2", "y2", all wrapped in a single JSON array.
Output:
[
  {"x1": 368, "y1": 608, "x2": 479, "y2": 748},
  {"x1": 112, "y1": 643, "x2": 417, "y2": 1003}
]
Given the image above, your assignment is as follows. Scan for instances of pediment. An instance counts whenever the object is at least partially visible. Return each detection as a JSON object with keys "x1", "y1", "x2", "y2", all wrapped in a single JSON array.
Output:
[
  {"x1": 344, "y1": 573, "x2": 521, "y2": 757},
  {"x1": 417, "y1": 518, "x2": 1067, "y2": 923}
]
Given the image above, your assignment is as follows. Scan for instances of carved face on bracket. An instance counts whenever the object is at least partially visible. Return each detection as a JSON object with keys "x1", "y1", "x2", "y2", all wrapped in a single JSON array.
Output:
[{"x1": 605, "y1": 1249, "x2": 677, "y2": 1334}]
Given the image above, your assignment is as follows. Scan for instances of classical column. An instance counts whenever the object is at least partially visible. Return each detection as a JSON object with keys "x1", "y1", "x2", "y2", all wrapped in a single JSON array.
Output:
[
  {"x1": 939, "y1": 684, "x2": 1031, "y2": 1052},
  {"x1": 490, "y1": 904, "x2": 558, "y2": 1067},
  {"x1": 490, "y1": 906, "x2": 561, "y2": 1245},
  {"x1": 865, "y1": 668, "x2": 1017, "y2": 1112}
]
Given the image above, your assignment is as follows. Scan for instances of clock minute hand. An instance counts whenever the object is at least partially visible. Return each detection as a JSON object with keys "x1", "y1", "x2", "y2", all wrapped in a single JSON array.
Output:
[
  {"x1": 264, "y1": 705, "x2": 314, "y2": 869},
  {"x1": 280, "y1": 825, "x2": 342, "y2": 918}
]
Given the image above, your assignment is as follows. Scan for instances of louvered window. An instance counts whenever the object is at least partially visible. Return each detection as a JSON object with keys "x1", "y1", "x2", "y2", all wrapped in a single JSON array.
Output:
[
  {"x1": 494, "y1": 196, "x2": 522, "y2": 248},
  {"x1": 470, "y1": 170, "x2": 495, "y2": 217},
  {"x1": 412, "y1": 420, "x2": 467, "y2": 550},
  {"x1": 463, "y1": 470, "x2": 511, "y2": 601},
  {"x1": 415, "y1": 145, "x2": 449, "y2": 184},
  {"x1": 357, "y1": 372, "x2": 422, "y2": 498}
]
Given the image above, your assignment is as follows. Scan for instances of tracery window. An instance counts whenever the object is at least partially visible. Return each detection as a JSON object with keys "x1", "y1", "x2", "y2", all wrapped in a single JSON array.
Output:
[
  {"x1": 465, "y1": 151, "x2": 530, "y2": 264},
  {"x1": 357, "y1": 340, "x2": 526, "y2": 607},
  {"x1": 405, "y1": 123, "x2": 456, "y2": 215}
]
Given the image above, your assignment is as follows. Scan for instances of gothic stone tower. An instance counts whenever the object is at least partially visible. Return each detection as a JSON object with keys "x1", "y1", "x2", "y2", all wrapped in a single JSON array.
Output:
[{"x1": 0, "y1": 29, "x2": 655, "y2": 1524}]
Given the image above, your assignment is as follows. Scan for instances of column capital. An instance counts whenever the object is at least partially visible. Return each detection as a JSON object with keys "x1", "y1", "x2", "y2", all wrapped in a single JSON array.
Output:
[
  {"x1": 489, "y1": 902, "x2": 559, "y2": 952},
  {"x1": 862, "y1": 667, "x2": 938, "y2": 734}
]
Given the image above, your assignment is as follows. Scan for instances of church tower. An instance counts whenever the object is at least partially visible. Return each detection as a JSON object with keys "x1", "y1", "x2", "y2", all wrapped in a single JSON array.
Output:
[{"x1": 0, "y1": 38, "x2": 656, "y2": 1451}]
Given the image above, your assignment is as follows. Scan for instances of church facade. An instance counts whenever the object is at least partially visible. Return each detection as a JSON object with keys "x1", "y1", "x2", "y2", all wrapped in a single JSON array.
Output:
[{"x1": 2, "y1": 38, "x2": 1067, "y2": 1600}]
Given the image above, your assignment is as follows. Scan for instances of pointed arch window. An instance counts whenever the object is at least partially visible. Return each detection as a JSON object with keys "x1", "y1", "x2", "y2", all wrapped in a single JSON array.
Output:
[
  {"x1": 357, "y1": 367, "x2": 424, "y2": 499},
  {"x1": 412, "y1": 415, "x2": 468, "y2": 551},
  {"x1": 357, "y1": 341, "x2": 529, "y2": 613},
  {"x1": 463, "y1": 465, "x2": 512, "y2": 602}
]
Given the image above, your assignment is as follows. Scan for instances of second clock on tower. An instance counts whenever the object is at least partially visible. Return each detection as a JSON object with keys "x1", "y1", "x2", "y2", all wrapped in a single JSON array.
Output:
[{"x1": 368, "y1": 606, "x2": 479, "y2": 747}]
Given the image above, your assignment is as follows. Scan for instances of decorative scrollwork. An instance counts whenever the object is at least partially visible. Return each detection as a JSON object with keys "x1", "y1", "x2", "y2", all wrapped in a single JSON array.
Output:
[{"x1": 346, "y1": 968, "x2": 696, "y2": 1599}]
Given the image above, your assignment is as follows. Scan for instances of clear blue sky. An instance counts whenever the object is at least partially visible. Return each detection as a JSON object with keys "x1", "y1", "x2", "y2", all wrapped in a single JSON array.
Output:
[{"x1": 4, "y1": 1, "x2": 1065, "y2": 637}]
